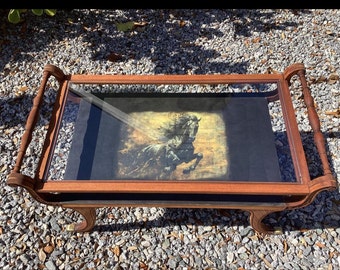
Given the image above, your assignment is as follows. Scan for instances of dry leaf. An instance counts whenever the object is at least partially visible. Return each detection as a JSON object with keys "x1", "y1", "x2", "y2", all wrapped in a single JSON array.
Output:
[
  {"x1": 55, "y1": 238, "x2": 63, "y2": 248},
  {"x1": 325, "y1": 109, "x2": 340, "y2": 117},
  {"x1": 128, "y1": 246, "x2": 138, "y2": 251},
  {"x1": 107, "y1": 213, "x2": 115, "y2": 219},
  {"x1": 249, "y1": 234, "x2": 258, "y2": 241},
  {"x1": 329, "y1": 251, "x2": 337, "y2": 259},
  {"x1": 267, "y1": 67, "x2": 280, "y2": 74},
  {"x1": 38, "y1": 248, "x2": 46, "y2": 262},
  {"x1": 252, "y1": 37, "x2": 261, "y2": 43},
  {"x1": 179, "y1": 20, "x2": 186, "y2": 27},
  {"x1": 15, "y1": 86, "x2": 29, "y2": 96},
  {"x1": 315, "y1": 76, "x2": 327, "y2": 83},
  {"x1": 19, "y1": 86, "x2": 29, "y2": 92},
  {"x1": 116, "y1": 21, "x2": 135, "y2": 31},
  {"x1": 108, "y1": 52, "x2": 123, "y2": 62},
  {"x1": 328, "y1": 73, "x2": 339, "y2": 84},
  {"x1": 139, "y1": 261, "x2": 148, "y2": 270},
  {"x1": 0, "y1": 165, "x2": 7, "y2": 173},
  {"x1": 259, "y1": 253, "x2": 273, "y2": 268},
  {"x1": 116, "y1": 21, "x2": 147, "y2": 32},
  {"x1": 133, "y1": 22, "x2": 148, "y2": 28},
  {"x1": 166, "y1": 232, "x2": 179, "y2": 238},
  {"x1": 315, "y1": 242, "x2": 325, "y2": 248},
  {"x1": 244, "y1": 39, "x2": 250, "y2": 46},
  {"x1": 113, "y1": 245, "x2": 120, "y2": 256},
  {"x1": 43, "y1": 244, "x2": 54, "y2": 254},
  {"x1": 283, "y1": 240, "x2": 288, "y2": 253}
]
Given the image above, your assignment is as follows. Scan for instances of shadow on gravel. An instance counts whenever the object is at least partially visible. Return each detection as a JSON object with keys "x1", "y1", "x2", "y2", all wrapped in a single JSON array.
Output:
[
  {"x1": 91, "y1": 187, "x2": 340, "y2": 234},
  {"x1": 0, "y1": 9, "x2": 311, "y2": 74}
]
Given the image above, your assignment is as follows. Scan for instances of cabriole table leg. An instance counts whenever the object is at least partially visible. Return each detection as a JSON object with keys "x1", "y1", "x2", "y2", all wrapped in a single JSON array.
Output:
[
  {"x1": 65, "y1": 207, "x2": 97, "y2": 232},
  {"x1": 249, "y1": 209, "x2": 284, "y2": 235}
]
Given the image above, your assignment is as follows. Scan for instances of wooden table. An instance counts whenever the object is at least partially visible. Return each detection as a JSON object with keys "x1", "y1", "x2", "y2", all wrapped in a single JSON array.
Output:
[{"x1": 7, "y1": 63, "x2": 337, "y2": 234}]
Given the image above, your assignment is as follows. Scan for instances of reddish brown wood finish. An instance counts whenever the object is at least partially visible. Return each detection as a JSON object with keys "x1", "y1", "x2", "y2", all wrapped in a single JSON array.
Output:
[{"x1": 7, "y1": 63, "x2": 337, "y2": 234}]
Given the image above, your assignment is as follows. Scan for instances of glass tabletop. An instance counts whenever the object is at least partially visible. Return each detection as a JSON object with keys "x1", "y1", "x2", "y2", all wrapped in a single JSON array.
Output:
[{"x1": 46, "y1": 82, "x2": 296, "y2": 183}]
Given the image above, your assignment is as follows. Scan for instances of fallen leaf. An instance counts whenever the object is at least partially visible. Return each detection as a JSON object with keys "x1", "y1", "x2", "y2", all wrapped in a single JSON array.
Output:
[
  {"x1": 116, "y1": 21, "x2": 135, "y2": 32},
  {"x1": 329, "y1": 251, "x2": 338, "y2": 259},
  {"x1": 283, "y1": 240, "x2": 288, "y2": 253},
  {"x1": 107, "y1": 52, "x2": 123, "y2": 62},
  {"x1": 113, "y1": 245, "x2": 120, "y2": 256},
  {"x1": 266, "y1": 67, "x2": 280, "y2": 74},
  {"x1": 252, "y1": 37, "x2": 261, "y2": 43},
  {"x1": 0, "y1": 165, "x2": 7, "y2": 173},
  {"x1": 328, "y1": 73, "x2": 339, "y2": 84},
  {"x1": 325, "y1": 109, "x2": 340, "y2": 117},
  {"x1": 15, "y1": 86, "x2": 29, "y2": 96},
  {"x1": 139, "y1": 261, "x2": 148, "y2": 270},
  {"x1": 259, "y1": 253, "x2": 273, "y2": 268},
  {"x1": 38, "y1": 248, "x2": 46, "y2": 262},
  {"x1": 128, "y1": 246, "x2": 138, "y2": 251},
  {"x1": 56, "y1": 239, "x2": 63, "y2": 247},
  {"x1": 315, "y1": 242, "x2": 326, "y2": 248},
  {"x1": 107, "y1": 213, "x2": 115, "y2": 219},
  {"x1": 315, "y1": 76, "x2": 327, "y2": 83},
  {"x1": 43, "y1": 244, "x2": 54, "y2": 254},
  {"x1": 179, "y1": 20, "x2": 186, "y2": 27},
  {"x1": 19, "y1": 86, "x2": 29, "y2": 92},
  {"x1": 115, "y1": 21, "x2": 147, "y2": 32},
  {"x1": 134, "y1": 22, "x2": 148, "y2": 28}
]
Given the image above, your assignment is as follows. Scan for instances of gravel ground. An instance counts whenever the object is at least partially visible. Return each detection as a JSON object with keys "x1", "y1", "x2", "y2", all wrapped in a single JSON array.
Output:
[{"x1": 0, "y1": 9, "x2": 339, "y2": 270}]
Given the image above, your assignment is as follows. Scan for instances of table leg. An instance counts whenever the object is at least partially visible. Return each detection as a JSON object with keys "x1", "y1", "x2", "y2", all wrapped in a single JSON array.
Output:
[
  {"x1": 248, "y1": 209, "x2": 283, "y2": 234},
  {"x1": 65, "y1": 207, "x2": 97, "y2": 232}
]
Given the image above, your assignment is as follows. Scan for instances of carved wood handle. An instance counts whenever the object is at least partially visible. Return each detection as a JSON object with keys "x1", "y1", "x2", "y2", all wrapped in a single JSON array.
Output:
[
  {"x1": 297, "y1": 69, "x2": 332, "y2": 176},
  {"x1": 12, "y1": 71, "x2": 51, "y2": 173}
]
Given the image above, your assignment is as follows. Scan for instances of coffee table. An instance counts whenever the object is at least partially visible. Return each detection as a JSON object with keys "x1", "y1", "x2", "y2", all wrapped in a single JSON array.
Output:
[{"x1": 7, "y1": 63, "x2": 337, "y2": 234}]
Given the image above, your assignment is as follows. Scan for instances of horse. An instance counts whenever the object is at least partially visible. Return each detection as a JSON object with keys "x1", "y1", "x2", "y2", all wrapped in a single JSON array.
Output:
[{"x1": 128, "y1": 113, "x2": 203, "y2": 179}]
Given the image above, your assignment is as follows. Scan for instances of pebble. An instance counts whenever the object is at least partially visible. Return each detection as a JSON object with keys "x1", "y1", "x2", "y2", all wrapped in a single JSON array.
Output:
[{"x1": 0, "y1": 9, "x2": 339, "y2": 270}]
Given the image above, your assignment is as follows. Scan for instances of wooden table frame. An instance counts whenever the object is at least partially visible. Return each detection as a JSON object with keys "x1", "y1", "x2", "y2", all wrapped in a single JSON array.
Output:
[{"x1": 7, "y1": 63, "x2": 337, "y2": 234}]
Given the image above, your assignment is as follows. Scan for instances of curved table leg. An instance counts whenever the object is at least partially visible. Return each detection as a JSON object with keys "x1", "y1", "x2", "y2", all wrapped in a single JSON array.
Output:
[
  {"x1": 65, "y1": 207, "x2": 97, "y2": 232},
  {"x1": 248, "y1": 209, "x2": 283, "y2": 235}
]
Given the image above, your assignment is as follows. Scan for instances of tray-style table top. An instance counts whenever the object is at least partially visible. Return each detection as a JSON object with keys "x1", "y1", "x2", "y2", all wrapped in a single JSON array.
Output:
[
  {"x1": 9, "y1": 63, "x2": 336, "y2": 198},
  {"x1": 60, "y1": 92, "x2": 282, "y2": 182}
]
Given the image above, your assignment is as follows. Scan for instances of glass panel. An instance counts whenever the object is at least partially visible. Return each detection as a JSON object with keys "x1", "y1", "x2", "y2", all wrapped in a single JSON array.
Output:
[{"x1": 46, "y1": 82, "x2": 296, "y2": 182}]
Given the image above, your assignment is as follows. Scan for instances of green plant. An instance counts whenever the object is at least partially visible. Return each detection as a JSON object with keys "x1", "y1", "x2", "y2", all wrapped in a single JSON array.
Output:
[{"x1": 8, "y1": 9, "x2": 57, "y2": 24}]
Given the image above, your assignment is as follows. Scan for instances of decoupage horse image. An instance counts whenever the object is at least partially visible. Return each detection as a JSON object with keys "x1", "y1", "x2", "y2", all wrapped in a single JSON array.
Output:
[{"x1": 123, "y1": 113, "x2": 203, "y2": 179}]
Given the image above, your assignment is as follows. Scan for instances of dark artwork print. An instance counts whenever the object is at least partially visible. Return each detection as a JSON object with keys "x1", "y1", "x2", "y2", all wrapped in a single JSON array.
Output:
[{"x1": 117, "y1": 111, "x2": 228, "y2": 180}]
